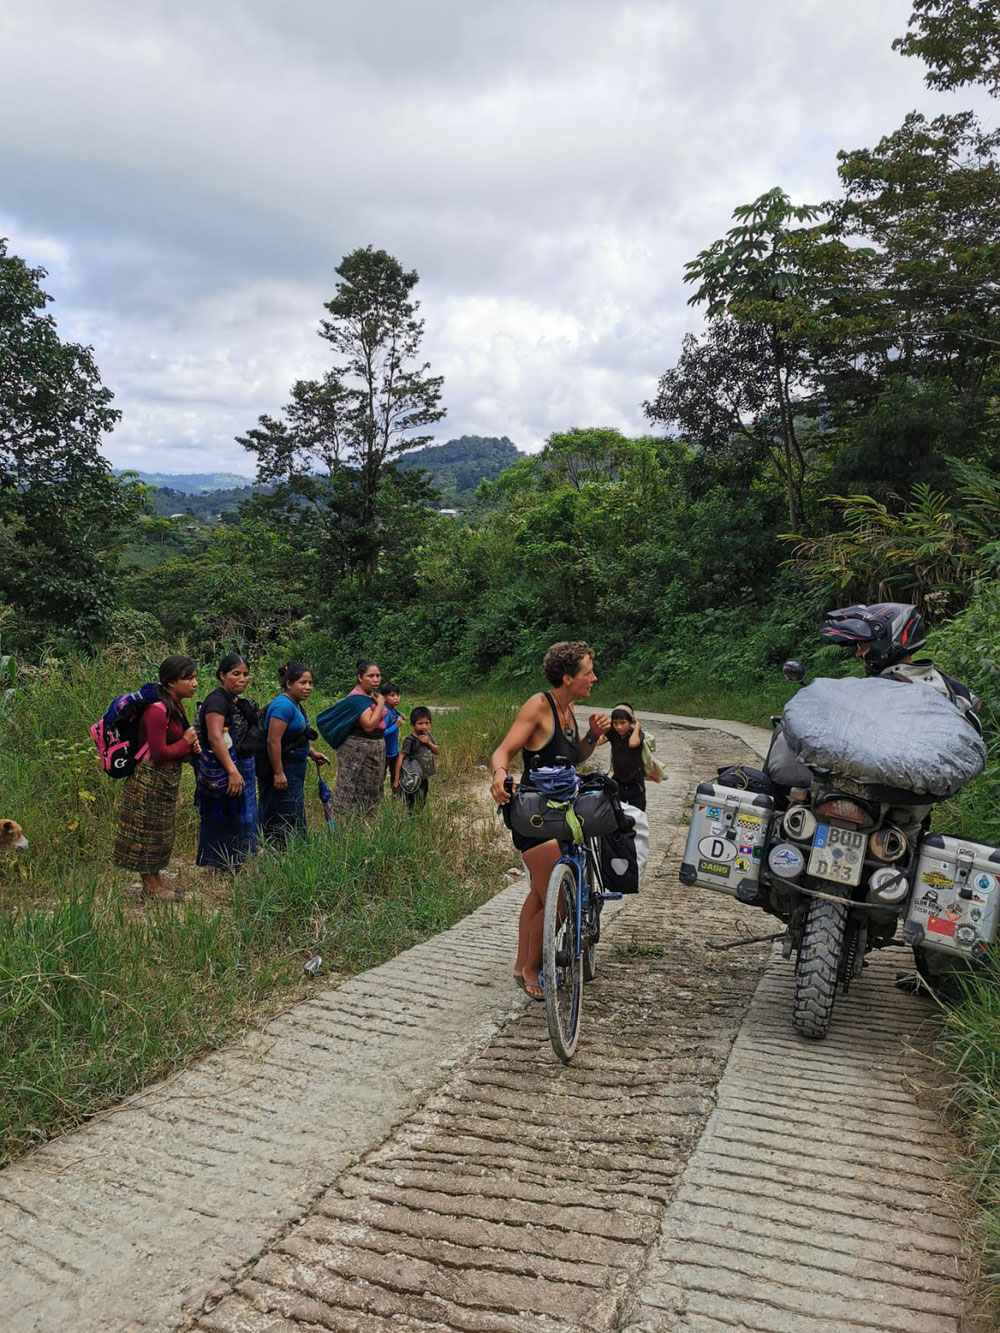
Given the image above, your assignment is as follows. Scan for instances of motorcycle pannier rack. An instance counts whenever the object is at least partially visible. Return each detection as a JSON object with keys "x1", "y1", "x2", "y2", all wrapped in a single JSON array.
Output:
[
  {"x1": 903, "y1": 833, "x2": 1000, "y2": 960},
  {"x1": 679, "y1": 781, "x2": 775, "y2": 903}
]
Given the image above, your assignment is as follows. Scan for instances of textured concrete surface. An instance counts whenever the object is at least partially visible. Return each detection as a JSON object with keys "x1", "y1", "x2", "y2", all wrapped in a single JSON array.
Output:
[{"x1": 0, "y1": 712, "x2": 977, "y2": 1332}]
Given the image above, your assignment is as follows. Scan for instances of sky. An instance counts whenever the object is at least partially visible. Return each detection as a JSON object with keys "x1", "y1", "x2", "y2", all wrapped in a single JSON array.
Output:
[{"x1": 0, "y1": 0, "x2": 985, "y2": 474}]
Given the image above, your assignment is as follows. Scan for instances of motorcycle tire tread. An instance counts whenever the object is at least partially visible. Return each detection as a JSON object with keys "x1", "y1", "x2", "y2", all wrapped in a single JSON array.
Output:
[{"x1": 793, "y1": 897, "x2": 847, "y2": 1040}]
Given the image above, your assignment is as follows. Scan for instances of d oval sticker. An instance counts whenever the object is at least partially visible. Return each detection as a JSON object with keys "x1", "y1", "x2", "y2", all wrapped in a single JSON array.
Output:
[{"x1": 697, "y1": 836, "x2": 737, "y2": 863}]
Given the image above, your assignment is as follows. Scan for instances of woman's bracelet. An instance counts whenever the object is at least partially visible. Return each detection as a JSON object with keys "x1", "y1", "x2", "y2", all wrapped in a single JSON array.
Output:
[
  {"x1": 492, "y1": 766, "x2": 508, "y2": 778},
  {"x1": 584, "y1": 730, "x2": 598, "y2": 745}
]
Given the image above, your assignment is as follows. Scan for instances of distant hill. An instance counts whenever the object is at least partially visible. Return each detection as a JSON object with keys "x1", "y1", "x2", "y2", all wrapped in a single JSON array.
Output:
[
  {"x1": 145, "y1": 484, "x2": 262, "y2": 520},
  {"x1": 397, "y1": 436, "x2": 524, "y2": 503},
  {"x1": 114, "y1": 469, "x2": 254, "y2": 493}
]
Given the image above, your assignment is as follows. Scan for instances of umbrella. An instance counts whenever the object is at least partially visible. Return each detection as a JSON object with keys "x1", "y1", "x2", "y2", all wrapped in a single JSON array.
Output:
[{"x1": 316, "y1": 760, "x2": 335, "y2": 826}]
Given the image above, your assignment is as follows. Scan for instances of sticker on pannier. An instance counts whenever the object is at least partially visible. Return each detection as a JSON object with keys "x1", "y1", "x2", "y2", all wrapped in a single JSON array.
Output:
[
  {"x1": 903, "y1": 833, "x2": 1000, "y2": 960},
  {"x1": 679, "y1": 780, "x2": 774, "y2": 903}
]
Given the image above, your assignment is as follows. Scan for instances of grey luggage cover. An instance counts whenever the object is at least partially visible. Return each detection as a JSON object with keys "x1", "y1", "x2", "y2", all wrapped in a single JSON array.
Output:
[{"x1": 781, "y1": 676, "x2": 986, "y2": 798}]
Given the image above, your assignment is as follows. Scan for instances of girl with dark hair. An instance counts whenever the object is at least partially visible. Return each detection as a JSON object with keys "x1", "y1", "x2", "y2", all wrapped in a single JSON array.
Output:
[
  {"x1": 195, "y1": 653, "x2": 261, "y2": 869},
  {"x1": 489, "y1": 641, "x2": 610, "y2": 999},
  {"x1": 113, "y1": 654, "x2": 201, "y2": 902},
  {"x1": 258, "y1": 662, "x2": 328, "y2": 844},
  {"x1": 332, "y1": 659, "x2": 387, "y2": 818}
]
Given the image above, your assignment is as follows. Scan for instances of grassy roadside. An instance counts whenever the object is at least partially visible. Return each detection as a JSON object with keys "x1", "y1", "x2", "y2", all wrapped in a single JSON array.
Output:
[{"x1": 0, "y1": 652, "x2": 516, "y2": 1165}]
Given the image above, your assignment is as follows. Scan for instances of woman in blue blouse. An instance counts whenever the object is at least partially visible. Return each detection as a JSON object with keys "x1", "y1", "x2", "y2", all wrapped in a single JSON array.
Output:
[{"x1": 258, "y1": 662, "x2": 329, "y2": 845}]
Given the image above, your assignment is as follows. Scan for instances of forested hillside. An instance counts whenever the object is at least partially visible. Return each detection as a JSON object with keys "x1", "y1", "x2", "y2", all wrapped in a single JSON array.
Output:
[{"x1": 397, "y1": 435, "x2": 524, "y2": 505}]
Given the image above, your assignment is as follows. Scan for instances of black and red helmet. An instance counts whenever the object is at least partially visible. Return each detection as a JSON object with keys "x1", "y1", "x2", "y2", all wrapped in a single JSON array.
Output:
[{"x1": 820, "y1": 603, "x2": 927, "y2": 675}]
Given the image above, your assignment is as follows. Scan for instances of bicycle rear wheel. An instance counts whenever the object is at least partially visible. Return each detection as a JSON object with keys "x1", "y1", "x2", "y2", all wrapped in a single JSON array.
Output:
[{"x1": 543, "y1": 862, "x2": 583, "y2": 1062}]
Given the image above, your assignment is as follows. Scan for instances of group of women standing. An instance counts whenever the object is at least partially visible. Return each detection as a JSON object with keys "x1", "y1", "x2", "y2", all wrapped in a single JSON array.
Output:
[{"x1": 112, "y1": 654, "x2": 390, "y2": 901}]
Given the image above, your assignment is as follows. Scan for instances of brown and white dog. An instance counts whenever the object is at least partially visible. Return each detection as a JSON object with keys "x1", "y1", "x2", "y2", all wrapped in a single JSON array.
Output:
[{"x1": 0, "y1": 819, "x2": 29, "y2": 850}]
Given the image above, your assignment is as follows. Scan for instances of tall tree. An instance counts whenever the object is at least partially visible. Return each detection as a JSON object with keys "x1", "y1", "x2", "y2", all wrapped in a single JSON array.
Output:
[
  {"x1": 894, "y1": 0, "x2": 1000, "y2": 96},
  {"x1": 0, "y1": 238, "x2": 143, "y2": 649},
  {"x1": 678, "y1": 189, "x2": 834, "y2": 531},
  {"x1": 239, "y1": 247, "x2": 445, "y2": 581}
]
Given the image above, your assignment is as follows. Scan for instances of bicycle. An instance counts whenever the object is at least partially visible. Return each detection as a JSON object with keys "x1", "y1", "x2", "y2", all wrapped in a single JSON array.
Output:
[{"x1": 503, "y1": 773, "x2": 623, "y2": 1062}]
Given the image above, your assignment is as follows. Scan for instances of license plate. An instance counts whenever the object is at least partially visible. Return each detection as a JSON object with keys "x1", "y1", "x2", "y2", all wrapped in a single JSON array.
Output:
[{"x1": 806, "y1": 823, "x2": 866, "y2": 887}]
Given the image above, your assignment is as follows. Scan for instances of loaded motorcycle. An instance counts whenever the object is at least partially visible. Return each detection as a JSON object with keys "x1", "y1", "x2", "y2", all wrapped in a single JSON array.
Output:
[{"x1": 680, "y1": 604, "x2": 993, "y2": 1040}]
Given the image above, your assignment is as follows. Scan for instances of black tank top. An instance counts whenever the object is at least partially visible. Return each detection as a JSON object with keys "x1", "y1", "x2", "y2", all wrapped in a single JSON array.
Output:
[{"x1": 521, "y1": 692, "x2": 580, "y2": 782}]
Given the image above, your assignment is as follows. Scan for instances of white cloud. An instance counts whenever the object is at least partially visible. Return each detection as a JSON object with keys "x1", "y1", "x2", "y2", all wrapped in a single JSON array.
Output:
[{"x1": 0, "y1": 0, "x2": 991, "y2": 472}]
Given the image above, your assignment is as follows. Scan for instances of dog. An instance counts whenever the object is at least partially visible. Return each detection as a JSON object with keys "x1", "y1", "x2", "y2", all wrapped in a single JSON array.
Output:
[{"x1": 0, "y1": 819, "x2": 28, "y2": 850}]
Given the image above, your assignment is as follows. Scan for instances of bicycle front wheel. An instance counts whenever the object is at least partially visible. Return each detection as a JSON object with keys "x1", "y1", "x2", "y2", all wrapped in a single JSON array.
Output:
[{"x1": 543, "y1": 862, "x2": 583, "y2": 1062}]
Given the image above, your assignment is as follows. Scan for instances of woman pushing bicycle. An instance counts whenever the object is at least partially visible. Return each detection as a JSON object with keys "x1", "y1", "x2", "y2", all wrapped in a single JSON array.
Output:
[{"x1": 490, "y1": 641, "x2": 610, "y2": 1000}]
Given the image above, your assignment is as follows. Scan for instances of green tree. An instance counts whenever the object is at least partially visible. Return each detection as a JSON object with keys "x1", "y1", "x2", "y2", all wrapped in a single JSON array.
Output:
[
  {"x1": 239, "y1": 247, "x2": 445, "y2": 582},
  {"x1": 645, "y1": 318, "x2": 811, "y2": 503},
  {"x1": 680, "y1": 189, "x2": 838, "y2": 532},
  {"x1": 894, "y1": 0, "x2": 1000, "y2": 96},
  {"x1": 0, "y1": 238, "x2": 144, "y2": 650}
]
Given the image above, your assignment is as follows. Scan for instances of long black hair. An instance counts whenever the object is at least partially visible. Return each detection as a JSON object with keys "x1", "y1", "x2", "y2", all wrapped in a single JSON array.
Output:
[
  {"x1": 278, "y1": 661, "x2": 311, "y2": 691},
  {"x1": 157, "y1": 654, "x2": 197, "y2": 727},
  {"x1": 217, "y1": 652, "x2": 249, "y2": 682}
]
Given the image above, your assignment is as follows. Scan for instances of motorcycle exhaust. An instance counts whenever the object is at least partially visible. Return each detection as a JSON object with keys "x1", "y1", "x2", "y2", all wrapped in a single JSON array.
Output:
[
  {"x1": 868, "y1": 826, "x2": 907, "y2": 862},
  {"x1": 782, "y1": 805, "x2": 817, "y2": 842},
  {"x1": 868, "y1": 866, "x2": 909, "y2": 906},
  {"x1": 768, "y1": 842, "x2": 806, "y2": 879}
]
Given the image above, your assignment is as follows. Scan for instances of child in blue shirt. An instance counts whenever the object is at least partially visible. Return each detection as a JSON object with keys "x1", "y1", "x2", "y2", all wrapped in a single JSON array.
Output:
[{"x1": 382, "y1": 683, "x2": 403, "y2": 787}]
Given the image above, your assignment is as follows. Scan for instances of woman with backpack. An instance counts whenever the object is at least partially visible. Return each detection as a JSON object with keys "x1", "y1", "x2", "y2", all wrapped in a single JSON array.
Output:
[
  {"x1": 195, "y1": 653, "x2": 262, "y2": 870},
  {"x1": 113, "y1": 654, "x2": 201, "y2": 902},
  {"x1": 258, "y1": 662, "x2": 329, "y2": 845},
  {"x1": 331, "y1": 659, "x2": 387, "y2": 818}
]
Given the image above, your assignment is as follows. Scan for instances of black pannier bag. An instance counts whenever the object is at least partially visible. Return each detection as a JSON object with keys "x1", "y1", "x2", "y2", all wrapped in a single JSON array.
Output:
[{"x1": 600, "y1": 825, "x2": 639, "y2": 893}]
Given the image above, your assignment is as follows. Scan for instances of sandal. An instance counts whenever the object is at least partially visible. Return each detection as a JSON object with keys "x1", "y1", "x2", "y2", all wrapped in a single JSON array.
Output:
[
  {"x1": 140, "y1": 885, "x2": 185, "y2": 903},
  {"x1": 522, "y1": 974, "x2": 544, "y2": 1002}
]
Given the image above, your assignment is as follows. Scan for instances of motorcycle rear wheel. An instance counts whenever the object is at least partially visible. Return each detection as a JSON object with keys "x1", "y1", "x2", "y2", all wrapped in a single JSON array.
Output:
[{"x1": 793, "y1": 895, "x2": 847, "y2": 1040}]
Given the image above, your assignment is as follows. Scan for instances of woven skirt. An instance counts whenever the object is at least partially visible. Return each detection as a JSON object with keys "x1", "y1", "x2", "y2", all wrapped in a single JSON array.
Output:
[
  {"x1": 113, "y1": 761, "x2": 183, "y2": 873},
  {"x1": 258, "y1": 754, "x2": 307, "y2": 847},
  {"x1": 196, "y1": 751, "x2": 259, "y2": 869},
  {"x1": 332, "y1": 734, "x2": 385, "y2": 817}
]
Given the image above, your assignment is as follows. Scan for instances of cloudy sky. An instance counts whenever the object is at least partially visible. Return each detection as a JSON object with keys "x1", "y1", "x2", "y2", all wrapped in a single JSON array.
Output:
[{"x1": 0, "y1": 0, "x2": 981, "y2": 475}]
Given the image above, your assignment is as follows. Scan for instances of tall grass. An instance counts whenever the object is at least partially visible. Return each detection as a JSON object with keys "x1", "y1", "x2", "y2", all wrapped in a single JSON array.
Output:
[{"x1": 0, "y1": 652, "x2": 515, "y2": 1164}]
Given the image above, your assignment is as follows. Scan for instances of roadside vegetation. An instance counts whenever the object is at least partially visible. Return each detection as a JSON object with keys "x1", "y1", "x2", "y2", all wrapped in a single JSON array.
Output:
[{"x1": 0, "y1": 653, "x2": 515, "y2": 1164}]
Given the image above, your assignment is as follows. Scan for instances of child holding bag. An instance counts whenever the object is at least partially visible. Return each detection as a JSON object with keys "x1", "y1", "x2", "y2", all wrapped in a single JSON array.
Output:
[{"x1": 601, "y1": 702, "x2": 661, "y2": 812}]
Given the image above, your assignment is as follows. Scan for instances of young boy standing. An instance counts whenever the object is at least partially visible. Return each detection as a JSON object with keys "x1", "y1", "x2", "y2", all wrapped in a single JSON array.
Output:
[
  {"x1": 394, "y1": 706, "x2": 439, "y2": 812},
  {"x1": 381, "y1": 683, "x2": 403, "y2": 789},
  {"x1": 602, "y1": 702, "x2": 652, "y2": 811}
]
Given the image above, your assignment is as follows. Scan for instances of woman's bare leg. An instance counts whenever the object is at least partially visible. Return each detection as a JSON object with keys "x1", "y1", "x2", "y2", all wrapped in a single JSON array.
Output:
[{"x1": 514, "y1": 840, "x2": 560, "y2": 997}]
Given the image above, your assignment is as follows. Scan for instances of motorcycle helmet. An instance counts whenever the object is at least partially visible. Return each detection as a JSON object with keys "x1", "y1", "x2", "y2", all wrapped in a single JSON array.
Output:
[{"x1": 820, "y1": 602, "x2": 927, "y2": 675}]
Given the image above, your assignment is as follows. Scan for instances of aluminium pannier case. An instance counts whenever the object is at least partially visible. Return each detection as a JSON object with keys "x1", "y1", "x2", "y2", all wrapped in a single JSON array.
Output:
[
  {"x1": 679, "y1": 780, "x2": 774, "y2": 903},
  {"x1": 902, "y1": 832, "x2": 1000, "y2": 960}
]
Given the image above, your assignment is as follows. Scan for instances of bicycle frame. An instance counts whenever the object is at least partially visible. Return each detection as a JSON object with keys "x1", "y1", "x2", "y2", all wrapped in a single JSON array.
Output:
[{"x1": 556, "y1": 838, "x2": 612, "y2": 962}]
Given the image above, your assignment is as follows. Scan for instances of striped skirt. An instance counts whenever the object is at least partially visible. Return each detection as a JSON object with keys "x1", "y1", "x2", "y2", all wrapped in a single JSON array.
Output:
[
  {"x1": 113, "y1": 761, "x2": 183, "y2": 873},
  {"x1": 332, "y1": 734, "x2": 385, "y2": 817}
]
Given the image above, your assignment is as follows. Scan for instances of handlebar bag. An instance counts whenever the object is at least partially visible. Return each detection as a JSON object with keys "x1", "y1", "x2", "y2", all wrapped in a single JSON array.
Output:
[
  {"x1": 573, "y1": 789, "x2": 623, "y2": 838},
  {"x1": 508, "y1": 790, "x2": 574, "y2": 843},
  {"x1": 508, "y1": 788, "x2": 622, "y2": 843}
]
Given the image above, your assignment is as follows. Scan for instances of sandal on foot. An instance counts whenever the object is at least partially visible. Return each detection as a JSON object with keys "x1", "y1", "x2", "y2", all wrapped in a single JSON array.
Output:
[{"x1": 140, "y1": 885, "x2": 184, "y2": 903}]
